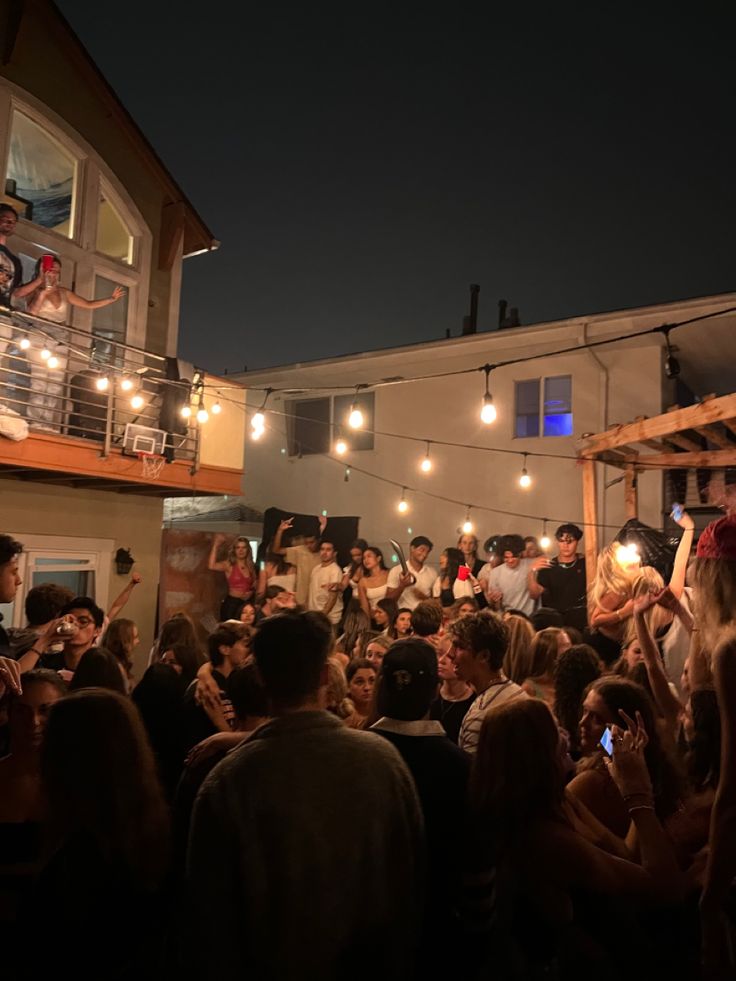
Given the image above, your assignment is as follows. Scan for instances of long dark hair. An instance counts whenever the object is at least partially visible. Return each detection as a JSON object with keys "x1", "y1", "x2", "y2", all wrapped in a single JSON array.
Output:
[
  {"x1": 348, "y1": 539, "x2": 368, "y2": 576},
  {"x1": 101, "y1": 618, "x2": 136, "y2": 677},
  {"x1": 443, "y1": 547, "x2": 465, "y2": 585},
  {"x1": 553, "y1": 644, "x2": 602, "y2": 756},
  {"x1": 154, "y1": 614, "x2": 200, "y2": 662},
  {"x1": 363, "y1": 546, "x2": 386, "y2": 572},
  {"x1": 41, "y1": 689, "x2": 170, "y2": 890}
]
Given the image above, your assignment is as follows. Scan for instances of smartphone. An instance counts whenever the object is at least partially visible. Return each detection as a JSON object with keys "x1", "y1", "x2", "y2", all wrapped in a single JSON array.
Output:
[
  {"x1": 671, "y1": 503, "x2": 683, "y2": 522},
  {"x1": 259, "y1": 560, "x2": 265, "y2": 571},
  {"x1": 599, "y1": 727, "x2": 614, "y2": 757},
  {"x1": 41, "y1": 254, "x2": 55, "y2": 273},
  {"x1": 457, "y1": 565, "x2": 470, "y2": 581}
]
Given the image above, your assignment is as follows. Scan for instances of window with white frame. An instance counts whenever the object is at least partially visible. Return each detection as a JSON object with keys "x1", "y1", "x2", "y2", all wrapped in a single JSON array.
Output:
[
  {"x1": 1, "y1": 89, "x2": 150, "y2": 352},
  {"x1": 286, "y1": 392, "x2": 375, "y2": 456},
  {"x1": 514, "y1": 375, "x2": 573, "y2": 438},
  {"x1": 0, "y1": 534, "x2": 113, "y2": 629}
]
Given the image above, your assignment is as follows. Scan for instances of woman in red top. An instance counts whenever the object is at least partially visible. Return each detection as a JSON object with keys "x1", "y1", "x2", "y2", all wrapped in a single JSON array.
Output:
[{"x1": 208, "y1": 534, "x2": 257, "y2": 621}]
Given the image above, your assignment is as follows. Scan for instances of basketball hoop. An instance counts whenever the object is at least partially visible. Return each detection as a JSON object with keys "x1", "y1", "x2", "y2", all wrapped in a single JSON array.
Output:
[{"x1": 138, "y1": 452, "x2": 166, "y2": 480}]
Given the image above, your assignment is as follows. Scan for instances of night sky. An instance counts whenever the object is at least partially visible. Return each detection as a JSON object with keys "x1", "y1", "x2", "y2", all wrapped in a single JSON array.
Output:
[{"x1": 56, "y1": 3, "x2": 734, "y2": 373}]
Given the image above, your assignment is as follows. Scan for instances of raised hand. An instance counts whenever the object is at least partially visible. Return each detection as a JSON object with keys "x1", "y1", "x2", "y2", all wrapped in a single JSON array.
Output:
[
  {"x1": 0, "y1": 657, "x2": 22, "y2": 699},
  {"x1": 532, "y1": 557, "x2": 552, "y2": 571},
  {"x1": 633, "y1": 590, "x2": 660, "y2": 616},
  {"x1": 278, "y1": 517, "x2": 295, "y2": 533},
  {"x1": 111, "y1": 286, "x2": 126, "y2": 301}
]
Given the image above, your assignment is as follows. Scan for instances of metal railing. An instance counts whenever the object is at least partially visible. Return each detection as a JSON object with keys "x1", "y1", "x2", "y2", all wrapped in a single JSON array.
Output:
[{"x1": 0, "y1": 307, "x2": 199, "y2": 465}]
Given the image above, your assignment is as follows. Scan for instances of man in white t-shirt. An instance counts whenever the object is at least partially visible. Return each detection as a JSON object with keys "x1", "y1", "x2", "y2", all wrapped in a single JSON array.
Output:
[
  {"x1": 307, "y1": 541, "x2": 343, "y2": 625},
  {"x1": 486, "y1": 534, "x2": 536, "y2": 617},
  {"x1": 385, "y1": 536, "x2": 438, "y2": 611}
]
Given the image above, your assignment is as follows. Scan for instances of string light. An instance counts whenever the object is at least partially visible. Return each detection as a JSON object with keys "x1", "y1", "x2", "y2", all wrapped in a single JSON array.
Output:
[
  {"x1": 120, "y1": 375, "x2": 134, "y2": 392},
  {"x1": 348, "y1": 387, "x2": 365, "y2": 430},
  {"x1": 47, "y1": 355, "x2": 59, "y2": 369},
  {"x1": 462, "y1": 508, "x2": 474, "y2": 534},
  {"x1": 40, "y1": 347, "x2": 51, "y2": 361},
  {"x1": 519, "y1": 453, "x2": 532, "y2": 489},
  {"x1": 251, "y1": 426, "x2": 263, "y2": 441},
  {"x1": 616, "y1": 543, "x2": 640, "y2": 567},
  {"x1": 180, "y1": 404, "x2": 192, "y2": 419},
  {"x1": 95, "y1": 375, "x2": 109, "y2": 391},
  {"x1": 397, "y1": 488, "x2": 409, "y2": 513},
  {"x1": 480, "y1": 364, "x2": 497, "y2": 424},
  {"x1": 197, "y1": 405, "x2": 209, "y2": 424},
  {"x1": 251, "y1": 388, "x2": 271, "y2": 438},
  {"x1": 19, "y1": 337, "x2": 30, "y2": 350},
  {"x1": 211, "y1": 400, "x2": 222, "y2": 415},
  {"x1": 344, "y1": 466, "x2": 351, "y2": 482},
  {"x1": 540, "y1": 520, "x2": 551, "y2": 550},
  {"x1": 130, "y1": 394, "x2": 145, "y2": 410},
  {"x1": 335, "y1": 437, "x2": 348, "y2": 455},
  {"x1": 420, "y1": 441, "x2": 432, "y2": 473}
]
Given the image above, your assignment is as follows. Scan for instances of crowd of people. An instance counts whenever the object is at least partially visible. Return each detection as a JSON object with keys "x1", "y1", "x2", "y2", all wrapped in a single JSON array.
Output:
[{"x1": 0, "y1": 506, "x2": 735, "y2": 979}]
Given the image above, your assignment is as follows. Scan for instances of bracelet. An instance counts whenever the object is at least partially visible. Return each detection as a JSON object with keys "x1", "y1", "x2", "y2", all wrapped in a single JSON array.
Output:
[
  {"x1": 628, "y1": 805, "x2": 655, "y2": 815},
  {"x1": 28, "y1": 647, "x2": 43, "y2": 658}
]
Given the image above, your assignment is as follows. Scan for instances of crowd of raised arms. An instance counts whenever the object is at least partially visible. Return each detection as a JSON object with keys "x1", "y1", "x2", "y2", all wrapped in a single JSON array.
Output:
[{"x1": 1, "y1": 507, "x2": 735, "y2": 980}]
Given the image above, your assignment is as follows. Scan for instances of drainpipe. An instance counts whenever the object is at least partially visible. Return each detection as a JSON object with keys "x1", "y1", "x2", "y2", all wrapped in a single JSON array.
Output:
[{"x1": 580, "y1": 322, "x2": 609, "y2": 539}]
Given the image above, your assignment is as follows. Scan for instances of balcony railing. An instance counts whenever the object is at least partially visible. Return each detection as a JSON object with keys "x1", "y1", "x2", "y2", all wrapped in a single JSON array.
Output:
[{"x1": 0, "y1": 307, "x2": 200, "y2": 466}]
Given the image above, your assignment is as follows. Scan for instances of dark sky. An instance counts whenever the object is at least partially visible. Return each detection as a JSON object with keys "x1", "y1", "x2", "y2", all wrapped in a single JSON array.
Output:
[{"x1": 57, "y1": 3, "x2": 734, "y2": 372}]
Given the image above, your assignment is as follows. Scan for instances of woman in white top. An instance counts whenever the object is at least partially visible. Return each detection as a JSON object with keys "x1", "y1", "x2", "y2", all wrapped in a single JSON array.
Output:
[
  {"x1": 340, "y1": 538, "x2": 368, "y2": 599},
  {"x1": 358, "y1": 546, "x2": 389, "y2": 623}
]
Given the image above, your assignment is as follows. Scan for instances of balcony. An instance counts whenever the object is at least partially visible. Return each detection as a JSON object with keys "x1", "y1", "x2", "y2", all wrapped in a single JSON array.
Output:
[{"x1": 0, "y1": 308, "x2": 244, "y2": 496}]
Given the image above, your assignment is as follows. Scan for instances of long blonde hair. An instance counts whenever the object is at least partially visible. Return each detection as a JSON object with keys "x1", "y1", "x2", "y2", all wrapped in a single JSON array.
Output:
[
  {"x1": 503, "y1": 614, "x2": 535, "y2": 684},
  {"x1": 693, "y1": 558, "x2": 736, "y2": 652},
  {"x1": 591, "y1": 542, "x2": 639, "y2": 609}
]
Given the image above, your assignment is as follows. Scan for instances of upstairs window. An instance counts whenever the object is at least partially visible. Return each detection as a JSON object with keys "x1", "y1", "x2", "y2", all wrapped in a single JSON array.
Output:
[
  {"x1": 514, "y1": 375, "x2": 573, "y2": 438},
  {"x1": 92, "y1": 274, "x2": 129, "y2": 362},
  {"x1": 286, "y1": 392, "x2": 376, "y2": 456},
  {"x1": 97, "y1": 186, "x2": 134, "y2": 264},
  {"x1": 5, "y1": 110, "x2": 78, "y2": 236}
]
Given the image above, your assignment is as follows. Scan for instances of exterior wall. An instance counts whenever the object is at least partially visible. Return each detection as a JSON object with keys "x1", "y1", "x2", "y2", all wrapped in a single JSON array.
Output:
[
  {"x1": 1, "y1": 478, "x2": 163, "y2": 679},
  {"x1": 0, "y1": 4, "x2": 202, "y2": 354},
  {"x1": 198, "y1": 374, "x2": 247, "y2": 471},
  {"x1": 234, "y1": 299, "x2": 722, "y2": 558}
]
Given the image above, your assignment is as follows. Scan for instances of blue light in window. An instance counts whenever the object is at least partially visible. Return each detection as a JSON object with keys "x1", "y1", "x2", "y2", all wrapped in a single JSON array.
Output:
[{"x1": 543, "y1": 413, "x2": 573, "y2": 437}]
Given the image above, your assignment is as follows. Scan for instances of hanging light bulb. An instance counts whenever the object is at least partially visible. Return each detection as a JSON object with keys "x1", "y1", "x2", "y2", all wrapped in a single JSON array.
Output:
[
  {"x1": 540, "y1": 520, "x2": 551, "y2": 551},
  {"x1": 130, "y1": 394, "x2": 145, "y2": 410},
  {"x1": 197, "y1": 405, "x2": 209, "y2": 424},
  {"x1": 19, "y1": 336, "x2": 30, "y2": 351},
  {"x1": 40, "y1": 347, "x2": 51, "y2": 361},
  {"x1": 251, "y1": 426, "x2": 263, "y2": 441},
  {"x1": 251, "y1": 388, "x2": 272, "y2": 436},
  {"x1": 335, "y1": 437, "x2": 348, "y2": 455},
  {"x1": 397, "y1": 488, "x2": 409, "y2": 513},
  {"x1": 480, "y1": 364, "x2": 497, "y2": 424},
  {"x1": 419, "y1": 441, "x2": 432, "y2": 473},
  {"x1": 95, "y1": 375, "x2": 109, "y2": 392},
  {"x1": 344, "y1": 466, "x2": 351, "y2": 483},
  {"x1": 462, "y1": 508, "x2": 474, "y2": 535},
  {"x1": 180, "y1": 404, "x2": 192, "y2": 419},
  {"x1": 348, "y1": 401, "x2": 364, "y2": 430},
  {"x1": 120, "y1": 375, "x2": 134, "y2": 392},
  {"x1": 47, "y1": 355, "x2": 59, "y2": 369},
  {"x1": 519, "y1": 453, "x2": 532, "y2": 489},
  {"x1": 252, "y1": 410, "x2": 265, "y2": 430},
  {"x1": 211, "y1": 400, "x2": 222, "y2": 415}
]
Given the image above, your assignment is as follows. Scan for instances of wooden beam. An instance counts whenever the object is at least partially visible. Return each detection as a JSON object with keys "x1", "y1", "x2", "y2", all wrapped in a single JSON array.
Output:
[
  {"x1": 624, "y1": 466, "x2": 638, "y2": 519},
  {"x1": 665, "y1": 433, "x2": 704, "y2": 453},
  {"x1": 582, "y1": 459, "x2": 598, "y2": 595},
  {"x1": 632, "y1": 449, "x2": 736, "y2": 469},
  {"x1": 693, "y1": 426, "x2": 733, "y2": 449},
  {"x1": 720, "y1": 418, "x2": 736, "y2": 437},
  {"x1": 580, "y1": 393, "x2": 736, "y2": 453}
]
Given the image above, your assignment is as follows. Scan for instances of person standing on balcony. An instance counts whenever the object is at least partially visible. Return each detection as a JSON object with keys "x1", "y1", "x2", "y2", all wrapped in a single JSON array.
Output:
[
  {"x1": 208, "y1": 534, "x2": 257, "y2": 621},
  {"x1": 22, "y1": 256, "x2": 124, "y2": 431}
]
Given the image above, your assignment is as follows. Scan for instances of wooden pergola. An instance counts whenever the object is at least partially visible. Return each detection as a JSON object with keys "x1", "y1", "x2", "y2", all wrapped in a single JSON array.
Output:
[{"x1": 578, "y1": 392, "x2": 736, "y2": 589}]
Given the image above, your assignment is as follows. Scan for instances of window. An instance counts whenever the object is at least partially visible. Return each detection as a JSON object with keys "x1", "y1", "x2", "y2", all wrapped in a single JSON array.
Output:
[
  {"x1": 286, "y1": 392, "x2": 376, "y2": 456},
  {"x1": 514, "y1": 379, "x2": 540, "y2": 438},
  {"x1": 514, "y1": 375, "x2": 573, "y2": 438},
  {"x1": 97, "y1": 188, "x2": 134, "y2": 264},
  {"x1": 543, "y1": 375, "x2": 573, "y2": 436},
  {"x1": 287, "y1": 398, "x2": 331, "y2": 456},
  {"x1": 5, "y1": 110, "x2": 78, "y2": 236},
  {"x1": 92, "y1": 274, "x2": 129, "y2": 362}
]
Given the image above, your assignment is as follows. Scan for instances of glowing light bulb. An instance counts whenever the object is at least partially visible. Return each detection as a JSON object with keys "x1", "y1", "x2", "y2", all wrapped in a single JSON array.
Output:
[
  {"x1": 181, "y1": 405, "x2": 192, "y2": 419},
  {"x1": 420, "y1": 456, "x2": 432, "y2": 473},
  {"x1": 540, "y1": 534, "x2": 551, "y2": 550},
  {"x1": 252, "y1": 411, "x2": 265, "y2": 430},
  {"x1": 251, "y1": 427, "x2": 263, "y2": 441},
  {"x1": 397, "y1": 491, "x2": 409, "y2": 514},
  {"x1": 616, "y1": 543, "x2": 640, "y2": 567},
  {"x1": 519, "y1": 469, "x2": 532, "y2": 489},
  {"x1": 40, "y1": 347, "x2": 51, "y2": 361},
  {"x1": 211, "y1": 401, "x2": 222, "y2": 415},
  {"x1": 480, "y1": 394, "x2": 497, "y2": 424},
  {"x1": 19, "y1": 337, "x2": 30, "y2": 350},
  {"x1": 130, "y1": 394, "x2": 144, "y2": 410},
  {"x1": 348, "y1": 403, "x2": 364, "y2": 429},
  {"x1": 335, "y1": 438, "x2": 348, "y2": 455},
  {"x1": 120, "y1": 376, "x2": 133, "y2": 392},
  {"x1": 47, "y1": 355, "x2": 59, "y2": 369},
  {"x1": 462, "y1": 519, "x2": 474, "y2": 535},
  {"x1": 197, "y1": 406, "x2": 209, "y2": 424},
  {"x1": 95, "y1": 375, "x2": 109, "y2": 391}
]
